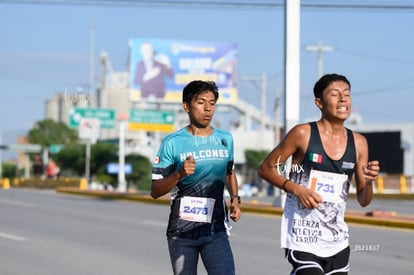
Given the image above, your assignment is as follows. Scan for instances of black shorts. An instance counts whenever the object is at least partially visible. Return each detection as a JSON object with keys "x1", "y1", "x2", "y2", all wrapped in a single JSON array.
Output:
[{"x1": 285, "y1": 246, "x2": 350, "y2": 275}]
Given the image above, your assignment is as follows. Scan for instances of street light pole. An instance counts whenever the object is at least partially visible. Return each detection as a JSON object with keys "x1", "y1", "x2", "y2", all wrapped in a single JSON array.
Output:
[
  {"x1": 283, "y1": 0, "x2": 301, "y2": 208},
  {"x1": 85, "y1": 140, "x2": 91, "y2": 184}
]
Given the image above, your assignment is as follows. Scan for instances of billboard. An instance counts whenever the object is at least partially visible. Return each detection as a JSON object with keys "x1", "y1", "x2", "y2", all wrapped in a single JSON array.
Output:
[{"x1": 129, "y1": 38, "x2": 238, "y2": 104}]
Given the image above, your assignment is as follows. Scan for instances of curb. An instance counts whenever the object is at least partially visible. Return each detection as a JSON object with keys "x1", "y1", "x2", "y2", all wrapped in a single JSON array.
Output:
[
  {"x1": 56, "y1": 187, "x2": 414, "y2": 231},
  {"x1": 348, "y1": 193, "x2": 414, "y2": 200}
]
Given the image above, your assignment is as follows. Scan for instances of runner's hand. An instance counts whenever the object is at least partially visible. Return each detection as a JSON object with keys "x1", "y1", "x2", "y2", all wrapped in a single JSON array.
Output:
[
  {"x1": 179, "y1": 156, "x2": 196, "y2": 177},
  {"x1": 296, "y1": 186, "x2": 323, "y2": 209},
  {"x1": 230, "y1": 203, "x2": 241, "y2": 222},
  {"x1": 363, "y1": 160, "x2": 380, "y2": 181}
]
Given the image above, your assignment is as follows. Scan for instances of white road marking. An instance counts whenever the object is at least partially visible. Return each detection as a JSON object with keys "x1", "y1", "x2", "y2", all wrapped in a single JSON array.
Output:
[
  {"x1": 142, "y1": 220, "x2": 166, "y2": 227},
  {"x1": 0, "y1": 231, "x2": 27, "y2": 241},
  {"x1": 0, "y1": 198, "x2": 36, "y2": 208}
]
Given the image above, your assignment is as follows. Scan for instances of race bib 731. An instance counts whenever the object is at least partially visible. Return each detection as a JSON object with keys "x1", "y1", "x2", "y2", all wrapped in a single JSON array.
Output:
[{"x1": 308, "y1": 169, "x2": 348, "y2": 203}]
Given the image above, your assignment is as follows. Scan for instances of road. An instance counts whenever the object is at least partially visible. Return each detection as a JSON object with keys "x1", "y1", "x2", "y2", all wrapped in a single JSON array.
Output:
[{"x1": 0, "y1": 189, "x2": 412, "y2": 275}]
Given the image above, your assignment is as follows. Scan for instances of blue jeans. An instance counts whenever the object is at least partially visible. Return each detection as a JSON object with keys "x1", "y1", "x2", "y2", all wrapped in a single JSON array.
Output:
[{"x1": 167, "y1": 231, "x2": 235, "y2": 275}]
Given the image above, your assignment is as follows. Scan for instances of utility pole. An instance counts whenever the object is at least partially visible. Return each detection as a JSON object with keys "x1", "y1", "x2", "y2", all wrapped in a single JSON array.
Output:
[
  {"x1": 239, "y1": 73, "x2": 267, "y2": 149},
  {"x1": 274, "y1": 91, "x2": 281, "y2": 146},
  {"x1": 260, "y1": 73, "x2": 267, "y2": 147},
  {"x1": 305, "y1": 42, "x2": 335, "y2": 78},
  {"x1": 89, "y1": 17, "x2": 95, "y2": 107}
]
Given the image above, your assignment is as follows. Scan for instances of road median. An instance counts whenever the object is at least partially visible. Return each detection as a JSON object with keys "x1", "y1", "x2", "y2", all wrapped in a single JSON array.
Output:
[{"x1": 56, "y1": 186, "x2": 414, "y2": 230}]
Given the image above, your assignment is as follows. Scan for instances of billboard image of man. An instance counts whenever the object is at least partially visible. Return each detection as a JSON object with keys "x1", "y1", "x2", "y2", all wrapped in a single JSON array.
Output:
[
  {"x1": 129, "y1": 38, "x2": 238, "y2": 103},
  {"x1": 133, "y1": 41, "x2": 174, "y2": 99}
]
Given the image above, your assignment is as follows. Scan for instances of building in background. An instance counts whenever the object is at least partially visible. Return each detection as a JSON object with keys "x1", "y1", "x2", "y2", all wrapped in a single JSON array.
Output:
[
  {"x1": 43, "y1": 38, "x2": 413, "y2": 185},
  {"x1": 45, "y1": 92, "x2": 93, "y2": 124}
]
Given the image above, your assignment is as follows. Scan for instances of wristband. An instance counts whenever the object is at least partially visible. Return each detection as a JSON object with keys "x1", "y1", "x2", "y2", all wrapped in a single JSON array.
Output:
[
  {"x1": 281, "y1": 179, "x2": 289, "y2": 192},
  {"x1": 230, "y1": 195, "x2": 241, "y2": 204}
]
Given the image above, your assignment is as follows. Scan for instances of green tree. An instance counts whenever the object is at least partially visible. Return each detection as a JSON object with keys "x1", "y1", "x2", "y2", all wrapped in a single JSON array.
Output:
[
  {"x1": 2, "y1": 162, "x2": 17, "y2": 179},
  {"x1": 27, "y1": 119, "x2": 78, "y2": 148},
  {"x1": 126, "y1": 154, "x2": 152, "y2": 191},
  {"x1": 52, "y1": 138, "x2": 152, "y2": 190},
  {"x1": 244, "y1": 149, "x2": 269, "y2": 170},
  {"x1": 244, "y1": 149, "x2": 269, "y2": 190},
  {"x1": 54, "y1": 141, "x2": 118, "y2": 178},
  {"x1": 90, "y1": 142, "x2": 118, "y2": 177},
  {"x1": 54, "y1": 143, "x2": 85, "y2": 176}
]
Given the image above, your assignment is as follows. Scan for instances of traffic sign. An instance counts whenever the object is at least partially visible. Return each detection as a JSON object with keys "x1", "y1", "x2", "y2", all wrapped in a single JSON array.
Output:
[
  {"x1": 79, "y1": 118, "x2": 100, "y2": 140},
  {"x1": 106, "y1": 163, "x2": 132, "y2": 174},
  {"x1": 69, "y1": 108, "x2": 116, "y2": 129},
  {"x1": 128, "y1": 110, "x2": 175, "y2": 132},
  {"x1": 6, "y1": 144, "x2": 42, "y2": 153},
  {"x1": 49, "y1": 144, "x2": 64, "y2": 154}
]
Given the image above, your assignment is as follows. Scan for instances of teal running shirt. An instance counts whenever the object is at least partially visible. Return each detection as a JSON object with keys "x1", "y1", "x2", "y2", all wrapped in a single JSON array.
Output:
[{"x1": 152, "y1": 126, "x2": 234, "y2": 238}]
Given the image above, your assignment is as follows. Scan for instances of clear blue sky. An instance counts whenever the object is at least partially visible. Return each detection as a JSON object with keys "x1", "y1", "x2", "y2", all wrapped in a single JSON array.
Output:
[{"x1": 1, "y1": 1, "x2": 413, "y2": 146}]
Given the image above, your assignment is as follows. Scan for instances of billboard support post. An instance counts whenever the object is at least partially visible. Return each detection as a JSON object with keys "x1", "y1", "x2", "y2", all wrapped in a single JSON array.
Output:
[{"x1": 117, "y1": 114, "x2": 128, "y2": 192}]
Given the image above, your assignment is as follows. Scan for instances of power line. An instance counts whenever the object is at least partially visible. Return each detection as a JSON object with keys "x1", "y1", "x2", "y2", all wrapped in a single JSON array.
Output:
[
  {"x1": 1, "y1": 0, "x2": 283, "y2": 8},
  {"x1": 1, "y1": 0, "x2": 414, "y2": 10},
  {"x1": 301, "y1": 2, "x2": 414, "y2": 11},
  {"x1": 353, "y1": 79, "x2": 414, "y2": 96},
  {"x1": 337, "y1": 48, "x2": 414, "y2": 66}
]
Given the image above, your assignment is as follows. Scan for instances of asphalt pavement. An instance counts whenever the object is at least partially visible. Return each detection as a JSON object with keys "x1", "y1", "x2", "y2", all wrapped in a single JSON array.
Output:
[{"x1": 3, "y1": 189, "x2": 413, "y2": 275}]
